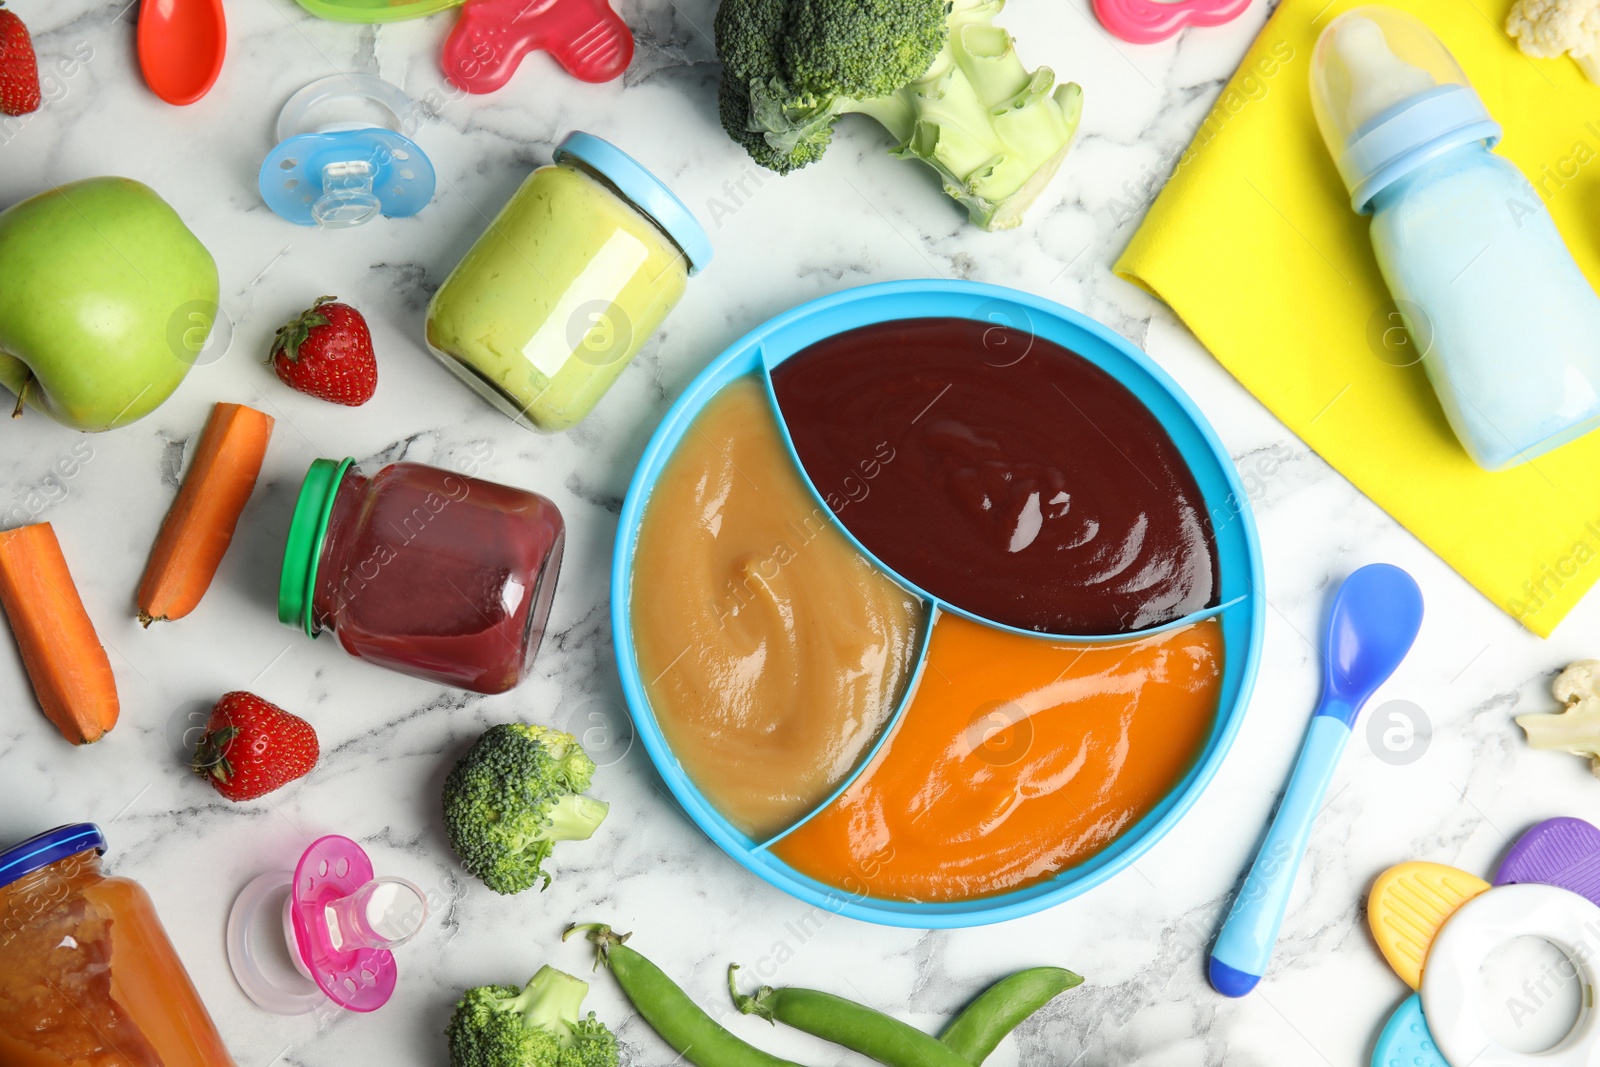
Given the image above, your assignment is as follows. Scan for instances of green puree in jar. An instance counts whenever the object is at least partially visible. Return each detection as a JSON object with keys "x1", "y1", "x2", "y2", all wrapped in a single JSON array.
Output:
[{"x1": 425, "y1": 138, "x2": 702, "y2": 432}]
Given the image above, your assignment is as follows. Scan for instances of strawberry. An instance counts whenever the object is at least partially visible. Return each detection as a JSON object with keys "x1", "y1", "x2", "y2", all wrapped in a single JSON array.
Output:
[
  {"x1": 191, "y1": 691, "x2": 319, "y2": 802},
  {"x1": 269, "y1": 296, "x2": 378, "y2": 406},
  {"x1": 0, "y1": 2, "x2": 40, "y2": 117}
]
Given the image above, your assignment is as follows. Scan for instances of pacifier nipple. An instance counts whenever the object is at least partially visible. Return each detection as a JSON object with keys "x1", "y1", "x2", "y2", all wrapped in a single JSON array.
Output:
[
  {"x1": 260, "y1": 74, "x2": 437, "y2": 228},
  {"x1": 311, "y1": 161, "x2": 383, "y2": 228},
  {"x1": 323, "y1": 877, "x2": 429, "y2": 951},
  {"x1": 1333, "y1": 17, "x2": 1438, "y2": 131}
]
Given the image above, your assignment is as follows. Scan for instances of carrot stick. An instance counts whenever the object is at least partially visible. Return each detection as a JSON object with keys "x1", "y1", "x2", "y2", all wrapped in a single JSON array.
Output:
[
  {"x1": 137, "y1": 402, "x2": 274, "y2": 625},
  {"x1": 0, "y1": 523, "x2": 120, "y2": 744}
]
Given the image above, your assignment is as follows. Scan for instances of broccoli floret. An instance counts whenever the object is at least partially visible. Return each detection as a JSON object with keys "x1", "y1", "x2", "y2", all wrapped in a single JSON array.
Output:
[
  {"x1": 447, "y1": 966, "x2": 621, "y2": 1067},
  {"x1": 714, "y1": 0, "x2": 1083, "y2": 229},
  {"x1": 443, "y1": 723, "x2": 609, "y2": 895}
]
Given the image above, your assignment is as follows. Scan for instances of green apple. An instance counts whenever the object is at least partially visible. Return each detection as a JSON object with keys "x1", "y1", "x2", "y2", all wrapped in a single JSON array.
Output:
[{"x1": 0, "y1": 177, "x2": 219, "y2": 431}]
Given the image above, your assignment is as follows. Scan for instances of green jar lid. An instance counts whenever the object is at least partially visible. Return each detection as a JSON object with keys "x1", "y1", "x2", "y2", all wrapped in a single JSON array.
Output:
[{"x1": 278, "y1": 457, "x2": 355, "y2": 638}]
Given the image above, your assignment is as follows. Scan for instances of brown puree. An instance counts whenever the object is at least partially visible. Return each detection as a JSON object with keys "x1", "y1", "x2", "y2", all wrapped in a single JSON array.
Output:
[
  {"x1": 630, "y1": 377, "x2": 925, "y2": 839},
  {"x1": 771, "y1": 318, "x2": 1219, "y2": 635}
]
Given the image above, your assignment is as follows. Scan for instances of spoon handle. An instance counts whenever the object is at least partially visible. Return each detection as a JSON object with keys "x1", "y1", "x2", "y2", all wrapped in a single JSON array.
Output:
[{"x1": 1208, "y1": 709, "x2": 1351, "y2": 996}]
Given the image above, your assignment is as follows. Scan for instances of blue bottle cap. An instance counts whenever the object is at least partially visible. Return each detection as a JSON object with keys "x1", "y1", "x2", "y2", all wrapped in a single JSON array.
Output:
[
  {"x1": 0, "y1": 824, "x2": 105, "y2": 891},
  {"x1": 1311, "y1": 8, "x2": 1502, "y2": 214},
  {"x1": 555, "y1": 131, "x2": 713, "y2": 275}
]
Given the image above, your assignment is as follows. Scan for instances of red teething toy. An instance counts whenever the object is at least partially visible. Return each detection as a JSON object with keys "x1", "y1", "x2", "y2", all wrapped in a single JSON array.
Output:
[{"x1": 443, "y1": 0, "x2": 634, "y2": 93}]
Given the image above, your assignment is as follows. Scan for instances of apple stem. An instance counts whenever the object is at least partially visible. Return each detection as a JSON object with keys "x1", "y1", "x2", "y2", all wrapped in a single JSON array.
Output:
[{"x1": 11, "y1": 373, "x2": 29, "y2": 419}]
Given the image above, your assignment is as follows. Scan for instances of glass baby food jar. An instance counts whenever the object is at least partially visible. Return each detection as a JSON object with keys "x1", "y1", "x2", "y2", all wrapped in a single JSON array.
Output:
[
  {"x1": 425, "y1": 131, "x2": 712, "y2": 432},
  {"x1": 278, "y1": 458, "x2": 565, "y2": 694},
  {"x1": 0, "y1": 823, "x2": 237, "y2": 1067}
]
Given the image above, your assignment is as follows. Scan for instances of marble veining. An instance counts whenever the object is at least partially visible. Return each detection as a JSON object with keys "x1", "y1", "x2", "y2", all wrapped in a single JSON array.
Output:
[{"x1": 6, "y1": 1, "x2": 1600, "y2": 1065}]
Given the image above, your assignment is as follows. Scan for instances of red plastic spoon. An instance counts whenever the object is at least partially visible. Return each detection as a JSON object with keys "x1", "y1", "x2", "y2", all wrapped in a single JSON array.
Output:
[{"x1": 137, "y1": 0, "x2": 226, "y2": 106}]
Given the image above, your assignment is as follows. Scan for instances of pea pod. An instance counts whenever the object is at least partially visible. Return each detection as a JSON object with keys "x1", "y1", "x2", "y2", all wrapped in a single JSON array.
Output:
[
  {"x1": 566, "y1": 924, "x2": 808, "y2": 1067},
  {"x1": 939, "y1": 966, "x2": 1083, "y2": 1064},
  {"x1": 729, "y1": 964, "x2": 971, "y2": 1067}
]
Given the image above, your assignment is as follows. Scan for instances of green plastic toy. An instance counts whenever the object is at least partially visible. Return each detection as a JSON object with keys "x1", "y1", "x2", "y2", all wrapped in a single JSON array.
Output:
[{"x1": 293, "y1": 0, "x2": 462, "y2": 23}]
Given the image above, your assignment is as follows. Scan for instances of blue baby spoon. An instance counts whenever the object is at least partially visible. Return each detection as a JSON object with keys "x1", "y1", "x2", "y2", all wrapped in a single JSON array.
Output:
[{"x1": 1208, "y1": 563, "x2": 1424, "y2": 997}]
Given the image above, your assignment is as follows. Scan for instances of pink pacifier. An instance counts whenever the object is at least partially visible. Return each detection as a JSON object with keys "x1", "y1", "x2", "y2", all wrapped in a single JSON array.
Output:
[
  {"x1": 226, "y1": 835, "x2": 428, "y2": 1014},
  {"x1": 1092, "y1": 0, "x2": 1253, "y2": 44},
  {"x1": 442, "y1": 0, "x2": 634, "y2": 93}
]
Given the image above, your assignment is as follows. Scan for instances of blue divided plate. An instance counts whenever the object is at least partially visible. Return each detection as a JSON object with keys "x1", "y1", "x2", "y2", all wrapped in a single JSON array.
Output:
[{"x1": 610, "y1": 279, "x2": 1265, "y2": 927}]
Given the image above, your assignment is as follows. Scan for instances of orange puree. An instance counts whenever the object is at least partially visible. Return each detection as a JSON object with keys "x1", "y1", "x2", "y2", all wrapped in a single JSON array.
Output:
[
  {"x1": 632, "y1": 377, "x2": 924, "y2": 839},
  {"x1": 0, "y1": 853, "x2": 236, "y2": 1067},
  {"x1": 773, "y1": 615, "x2": 1223, "y2": 901}
]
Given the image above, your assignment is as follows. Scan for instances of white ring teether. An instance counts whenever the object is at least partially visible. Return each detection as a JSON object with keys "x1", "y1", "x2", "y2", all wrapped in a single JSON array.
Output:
[{"x1": 1420, "y1": 883, "x2": 1600, "y2": 1066}]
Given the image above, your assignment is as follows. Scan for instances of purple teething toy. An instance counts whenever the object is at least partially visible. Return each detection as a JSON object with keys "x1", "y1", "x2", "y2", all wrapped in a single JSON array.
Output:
[{"x1": 1494, "y1": 816, "x2": 1600, "y2": 905}]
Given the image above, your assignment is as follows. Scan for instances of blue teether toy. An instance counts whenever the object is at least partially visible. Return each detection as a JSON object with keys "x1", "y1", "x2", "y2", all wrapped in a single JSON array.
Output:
[
  {"x1": 259, "y1": 75, "x2": 437, "y2": 228},
  {"x1": 1373, "y1": 994, "x2": 1450, "y2": 1067}
]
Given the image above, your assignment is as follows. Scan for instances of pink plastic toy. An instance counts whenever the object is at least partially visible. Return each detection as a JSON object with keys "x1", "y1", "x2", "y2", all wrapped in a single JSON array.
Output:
[
  {"x1": 442, "y1": 0, "x2": 634, "y2": 93},
  {"x1": 1092, "y1": 0, "x2": 1252, "y2": 45},
  {"x1": 227, "y1": 835, "x2": 428, "y2": 1015}
]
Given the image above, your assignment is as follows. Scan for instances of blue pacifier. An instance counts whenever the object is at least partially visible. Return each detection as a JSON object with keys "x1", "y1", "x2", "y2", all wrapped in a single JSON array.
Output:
[{"x1": 259, "y1": 75, "x2": 437, "y2": 228}]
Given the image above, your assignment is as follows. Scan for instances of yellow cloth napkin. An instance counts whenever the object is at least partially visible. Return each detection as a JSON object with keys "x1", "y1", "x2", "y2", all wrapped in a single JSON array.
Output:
[{"x1": 1115, "y1": 0, "x2": 1600, "y2": 636}]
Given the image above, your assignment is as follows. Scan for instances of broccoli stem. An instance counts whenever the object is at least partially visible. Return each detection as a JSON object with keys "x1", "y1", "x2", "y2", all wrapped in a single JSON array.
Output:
[
  {"x1": 545, "y1": 794, "x2": 610, "y2": 842},
  {"x1": 842, "y1": 2, "x2": 1083, "y2": 230},
  {"x1": 513, "y1": 966, "x2": 592, "y2": 1046}
]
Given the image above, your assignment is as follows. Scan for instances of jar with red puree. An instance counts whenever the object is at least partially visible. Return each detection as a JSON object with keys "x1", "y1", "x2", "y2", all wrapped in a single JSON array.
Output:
[
  {"x1": 279, "y1": 458, "x2": 564, "y2": 694},
  {"x1": 0, "y1": 823, "x2": 237, "y2": 1067}
]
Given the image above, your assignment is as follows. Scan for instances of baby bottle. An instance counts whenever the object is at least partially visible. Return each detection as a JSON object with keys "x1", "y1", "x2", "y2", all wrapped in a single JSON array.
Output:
[{"x1": 1311, "y1": 7, "x2": 1600, "y2": 471}]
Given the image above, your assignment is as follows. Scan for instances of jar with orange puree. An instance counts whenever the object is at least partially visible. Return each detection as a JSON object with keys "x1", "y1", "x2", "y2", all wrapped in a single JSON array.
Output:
[{"x1": 0, "y1": 824, "x2": 236, "y2": 1067}]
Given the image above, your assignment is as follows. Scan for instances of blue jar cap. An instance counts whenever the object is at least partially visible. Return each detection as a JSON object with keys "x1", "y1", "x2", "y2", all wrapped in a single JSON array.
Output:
[
  {"x1": 0, "y1": 824, "x2": 105, "y2": 891},
  {"x1": 555, "y1": 132, "x2": 713, "y2": 275}
]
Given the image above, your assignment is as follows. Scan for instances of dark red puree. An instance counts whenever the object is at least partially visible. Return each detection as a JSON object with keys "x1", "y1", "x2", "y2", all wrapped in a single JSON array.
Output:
[
  {"x1": 314, "y1": 463, "x2": 564, "y2": 693},
  {"x1": 770, "y1": 318, "x2": 1218, "y2": 635}
]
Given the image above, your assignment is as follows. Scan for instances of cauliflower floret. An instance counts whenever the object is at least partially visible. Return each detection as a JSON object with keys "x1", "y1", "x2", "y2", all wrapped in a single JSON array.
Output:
[
  {"x1": 1506, "y1": 0, "x2": 1600, "y2": 82},
  {"x1": 1516, "y1": 660, "x2": 1600, "y2": 775}
]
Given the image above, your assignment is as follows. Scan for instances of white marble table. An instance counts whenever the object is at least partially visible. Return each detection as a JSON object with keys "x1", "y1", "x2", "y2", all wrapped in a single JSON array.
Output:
[{"x1": 5, "y1": 1, "x2": 1600, "y2": 1064}]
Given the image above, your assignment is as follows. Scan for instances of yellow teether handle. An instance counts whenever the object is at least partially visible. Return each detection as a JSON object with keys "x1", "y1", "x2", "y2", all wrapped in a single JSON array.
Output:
[{"x1": 1368, "y1": 862, "x2": 1490, "y2": 989}]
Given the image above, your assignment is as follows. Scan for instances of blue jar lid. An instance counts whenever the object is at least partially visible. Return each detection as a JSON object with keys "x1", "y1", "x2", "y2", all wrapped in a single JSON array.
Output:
[
  {"x1": 555, "y1": 131, "x2": 713, "y2": 275},
  {"x1": 0, "y1": 823, "x2": 105, "y2": 890}
]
